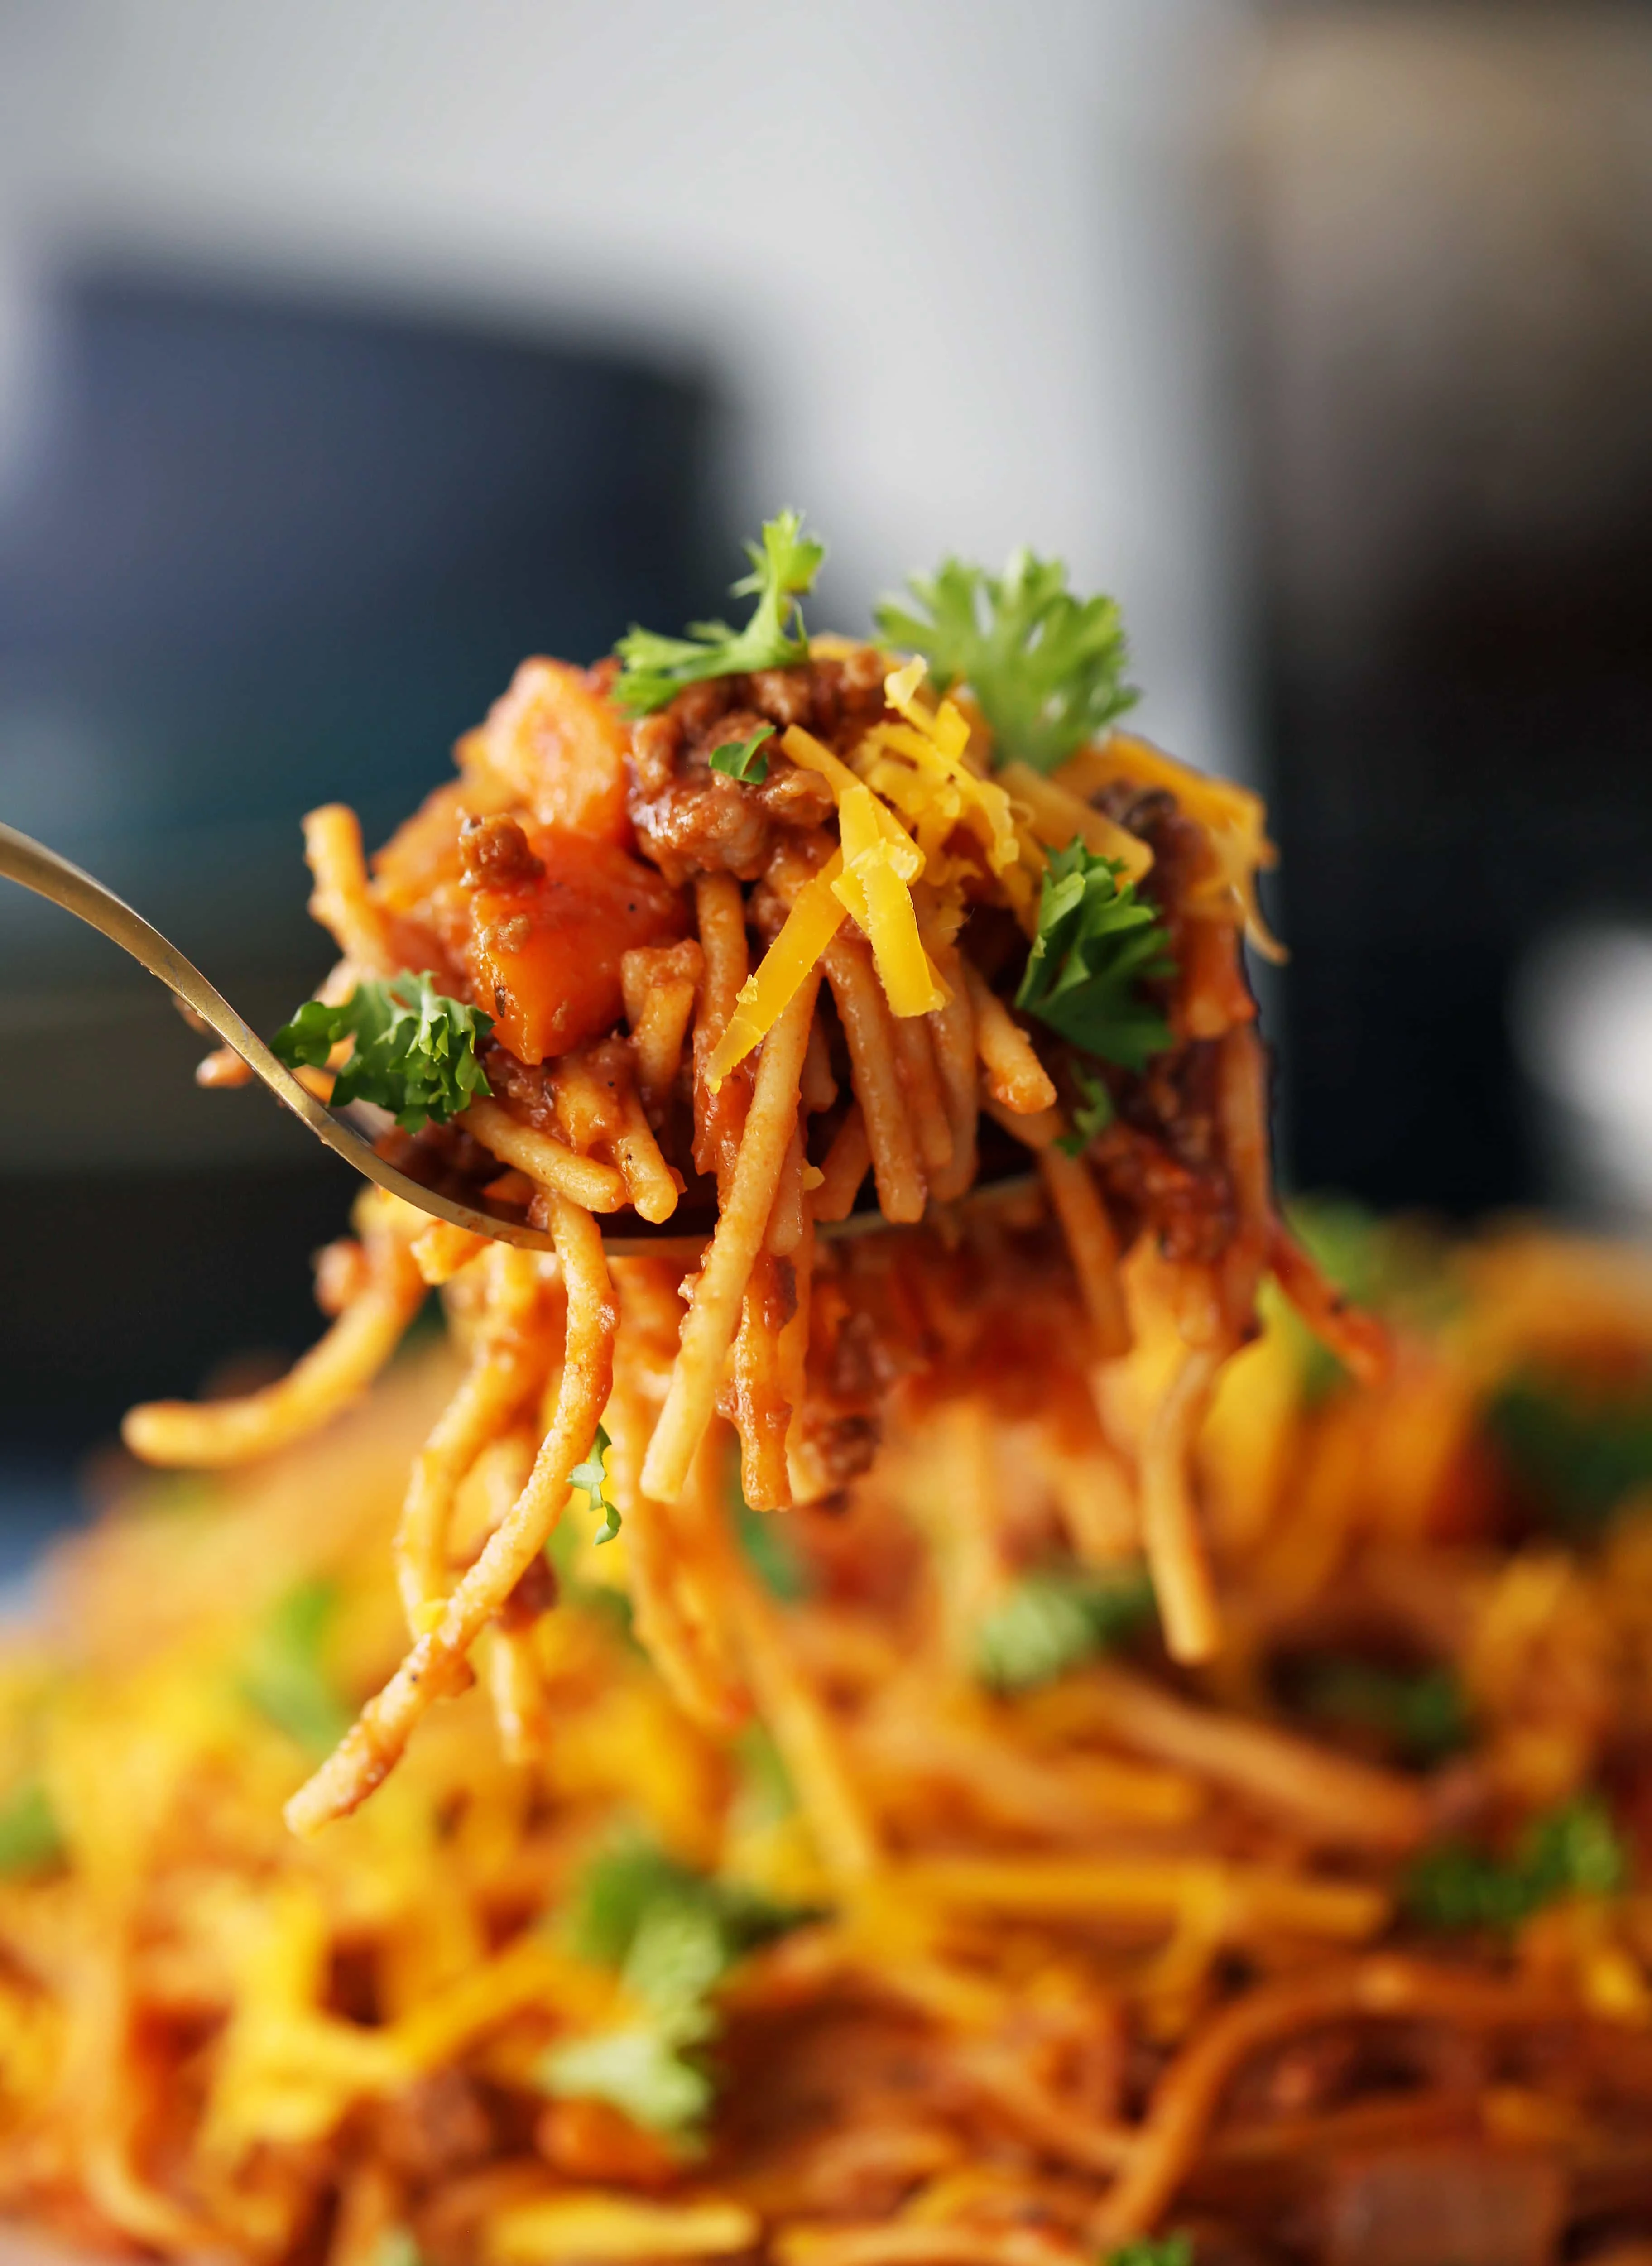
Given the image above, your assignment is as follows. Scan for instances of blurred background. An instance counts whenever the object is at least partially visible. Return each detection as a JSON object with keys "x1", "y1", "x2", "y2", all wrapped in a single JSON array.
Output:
[{"x1": 0, "y1": 0, "x2": 1648, "y2": 1565}]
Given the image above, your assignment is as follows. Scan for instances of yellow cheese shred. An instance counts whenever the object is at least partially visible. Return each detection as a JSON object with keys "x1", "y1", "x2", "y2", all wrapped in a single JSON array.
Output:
[
  {"x1": 1055, "y1": 734, "x2": 1287, "y2": 964},
  {"x1": 996, "y1": 759, "x2": 1153, "y2": 883},
  {"x1": 713, "y1": 665, "x2": 1201, "y2": 1089},
  {"x1": 848, "y1": 662, "x2": 1039, "y2": 925},
  {"x1": 780, "y1": 724, "x2": 911, "y2": 844},
  {"x1": 704, "y1": 852, "x2": 847, "y2": 1089},
  {"x1": 831, "y1": 784, "x2": 944, "y2": 1018}
]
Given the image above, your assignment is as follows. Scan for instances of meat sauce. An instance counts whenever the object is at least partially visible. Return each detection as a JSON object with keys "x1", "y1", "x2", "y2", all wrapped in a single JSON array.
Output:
[{"x1": 370, "y1": 643, "x2": 1249, "y2": 1274}]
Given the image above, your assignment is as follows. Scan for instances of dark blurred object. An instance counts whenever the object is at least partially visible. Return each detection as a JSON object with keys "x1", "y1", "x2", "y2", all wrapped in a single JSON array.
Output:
[
  {"x1": 1239, "y1": 8, "x2": 1652, "y2": 1212},
  {"x1": 0, "y1": 261, "x2": 718, "y2": 1474}
]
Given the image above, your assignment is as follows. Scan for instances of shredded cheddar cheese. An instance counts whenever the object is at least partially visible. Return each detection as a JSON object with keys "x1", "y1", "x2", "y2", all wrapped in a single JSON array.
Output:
[
  {"x1": 704, "y1": 852, "x2": 849, "y2": 1089},
  {"x1": 1055, "y1": 735, "x2": 1286, "y2": 963},
  {"x1": 997, "y1": 759, "x2": 1153, "y2": 883},
  {"x1": 711, "y1": 665, "x2": 1210, "y2": 1092},
  {"x1": 847, "y1": 663, "x2": 1037, "y2": 925},
  {"x1": 830, "y1": 784, "x2": 943, "y2": 1018}
]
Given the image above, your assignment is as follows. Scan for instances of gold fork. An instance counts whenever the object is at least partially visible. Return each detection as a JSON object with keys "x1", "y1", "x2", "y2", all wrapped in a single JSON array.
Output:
[
  {"x1": 0, "y1": 820, "x2": 566, "y2": 1252},
  {"x1": 1, "y1": 822, "x2": 1036, "y2": 1259}
]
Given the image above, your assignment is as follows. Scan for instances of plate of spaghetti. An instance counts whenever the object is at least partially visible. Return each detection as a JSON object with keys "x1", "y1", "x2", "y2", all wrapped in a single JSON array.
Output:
[{"x1": 0, "y1": 522, "x2": 1647, "y2": 2266}]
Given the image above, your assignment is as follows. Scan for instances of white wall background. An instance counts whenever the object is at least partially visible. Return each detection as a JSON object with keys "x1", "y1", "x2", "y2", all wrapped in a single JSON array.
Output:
[{"x1": 0, "y1": 0, "x2": 1255, "y2": 773}]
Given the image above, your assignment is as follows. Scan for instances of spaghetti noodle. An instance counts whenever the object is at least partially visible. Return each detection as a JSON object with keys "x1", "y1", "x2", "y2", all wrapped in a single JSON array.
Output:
[
  {"x1": 1, "y1": 531, "x2": 1642, "y2": 2261},
  {"x1": 124, "y1": 528, "x2": 1366, "y2": 1836},
  {"x1": 0, "y1": 1216, "x2": 1646, "y2": 2261}
]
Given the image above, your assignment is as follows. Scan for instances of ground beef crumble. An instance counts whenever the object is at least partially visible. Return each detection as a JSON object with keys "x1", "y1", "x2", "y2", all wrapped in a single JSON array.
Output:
[
  {"x1": 624, "y1": 651, "x2": 891, "y2": 887},
  {"x1": 457, "y1": 811, "x2": 543, "y2": 888}
]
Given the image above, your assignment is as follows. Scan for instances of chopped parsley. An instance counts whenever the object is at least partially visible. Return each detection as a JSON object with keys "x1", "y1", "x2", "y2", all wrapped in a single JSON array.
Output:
[
  {"x1": 1054, "y1": 1062, "x2": 1115, "y2": 1157},
  {"x1": 272, "y1": 973, "x2": 492, "y2": 1133},
  {"x1": 614, "y1": 512, "x2": 825, "y2": 716},
  {"x1": 1296, "y1": 1658, "x2": 1471, "y2": 1767},
  {"x1": 1486, "y1": 1374, "x2": 1652, "y2": 1536},
  {"x1": 570, "y1": 1425, "x2": 620, "y2": 1545},
  {"x1": 706, "y1": 724, "x2": 775, "y2": 784},
  {"x1": 541, "y1": 1840, "x2": 807, "y2": 2142},
  {"x1": 733, "y1": 1485, "x2": 811, "y2": 1604},
  {"x1": 546, "y1": 1511, "x2": 635, "y2": 1639},
  {"x1": 975, "y1": 1562, "x2": 1157, "y2": 1695},
  {"x1": 731, "y1": 1724, "x2": 796, "y2": 1828},
  {"x1": 1015, "y1": 840, "x2": 1174, "y2": 1073},
  {"x1": 240, "y1": 1580, "x2": 351, "y2": 1757},
  {"x1": 1405, "y1": 1793, "x2": 1628, "y2": 1933},
  {"x1": 542, "y1": 2015, "x2": 717, "y2": 2140},
  {"x1": 1104, "y1": 2240, "x2": 1193, "y2": 2266},
  {"x1": 874, "y1": 551, "x2": 1137, "y2": 774},
  {"x1": 0, "y1": 1778, "x2": 62, "y2": 1875}
]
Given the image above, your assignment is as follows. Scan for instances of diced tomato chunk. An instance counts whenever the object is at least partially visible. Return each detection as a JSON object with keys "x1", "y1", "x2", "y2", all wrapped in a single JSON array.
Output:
[
  {"x1": 458, "y1": 658, "x2": 633, "y2": 846},
  {"x1": 464, "y1": 824, "x2": 685, "y2": 1064}
]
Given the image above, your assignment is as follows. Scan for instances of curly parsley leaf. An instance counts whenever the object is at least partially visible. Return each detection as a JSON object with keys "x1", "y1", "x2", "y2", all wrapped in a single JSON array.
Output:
[
  {"x1": 1296, "y1": 1658, "x2": 1471, "y2": 1767},
  {"x1": 1486, "y1": 1374, "x2": 1652, "y2": 1537},
  {"x1": 273, "y1": 973, "x2": 492, "y2": 1134},
  {"x1": 1405, "y1": 1793, "x2": 1628, "y2": 1933},
  {"x1": 707, "y1": 724, "x2": 775, "y2": 784},
  {"x1": 569, "y1": 1424, "x2": 620, "y2": 1545},
  {"x1": 975, "y1": 1562, "x2": 1157, "y2": 1695},
  {"x1": 543, "y1": 1839, "x2": 808, "y2": 2141},
  {"x1": 561, "y1": 1839, "x2": 799, "y2": 1976},
  {"x1": 1054, "y1": 1062, "x2": 1115, "y2": 1158},
  {"x1": 1104, "y1": 2240, "x2": 1194, "y2": 2266},
  {"x1": 732, "y1": 1478, "x2": 811, "y2": 1604},
  {"x1": 240, "y1": 1580, "x2": 352, "y2": 1757},
  {"x1": 732, "y1": 1724, "x2": 796, "y2": 1829},
  {"x1": 614, "y1": 513, "x2": 825, "y2": 715},
  {"x1": 1522, "y1": 1792, "x2": 1630, "y2": 1902},
  {"x1": 542, "y1": 2017, "x2": 717, "y2": 2139},
  {"x1": 874, "y1": 550, "x2": 1136, "y2": 774},
  {"x1": 0, "y1": 1779, "x2": 62, "y2": 1875},
  {"x1": 1015, "y1": 839, "x2": 1175, "y2": 1072}
]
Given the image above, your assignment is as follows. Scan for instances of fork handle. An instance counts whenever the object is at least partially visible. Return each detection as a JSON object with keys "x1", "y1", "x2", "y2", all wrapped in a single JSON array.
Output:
[{"x1": 0, "y1": 821, "x2": 557, "y2": 1252}]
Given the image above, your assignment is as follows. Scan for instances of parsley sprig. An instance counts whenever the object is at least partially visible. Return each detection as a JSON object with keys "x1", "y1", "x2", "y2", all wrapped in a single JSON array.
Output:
[
  {"x1": 1405, "y1": 1793, "x2": 1628, "y2": 1933},
  {"x1": 0, "y1": 1779, "x2": 62, "y2": 1875},
  {"x1": 1487, "y1": 1374, "x2": 1652, "y2": 1536},
  {"x1": 1054, "y1": 1063, "x2": 1115, "y2": 1158},
  {"x1": 273, "y1": 973, "x2": 492, "y2": 1133},
  {"x1": 1105, "y1": 2241, "x2": 1192, "y2": 2266},
  {"x1": 875, "y1": 551, "x2": 1137, "y2": 773},
  {"x1": 240, "y1": 1580, "x2": 351, "y2": 1757},
  {"x1": 707, "y1": 723, "x2": 775, "y2": 784},
  {"x1": 570, "y1": 1425, "x2": 620, "y2": 1546},
  {"x1": 1297, "y1": 1658, "x2": 1471, "y2": 1767},
  {"x1": 540, "y1": 1840, "x2": 806, "y2": 2141},
  {"x1": 1016, "y1": 839, "x2": 1175, "y2": 1072},
  {"x1": 614, "y1": 513, "x2": 825, "y2": 716},
  {"x1": 975, "y1": 1562, "x2": 1156, "y2": 1695}
]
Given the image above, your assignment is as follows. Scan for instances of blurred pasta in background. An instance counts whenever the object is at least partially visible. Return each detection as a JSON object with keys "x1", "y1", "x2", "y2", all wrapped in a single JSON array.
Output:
[{"x1": 0, "y1": 1208, "x2": 1648, "y2": 2261}]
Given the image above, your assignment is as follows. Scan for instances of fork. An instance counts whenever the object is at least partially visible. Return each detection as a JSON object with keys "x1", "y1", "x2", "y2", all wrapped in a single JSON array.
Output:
[
  {"x1": 0, "y1": 821, "x2": 568, "y2": 1251},
  {"x1": 0, "y1": 822, "x2": 1035, "y2": 1258}
]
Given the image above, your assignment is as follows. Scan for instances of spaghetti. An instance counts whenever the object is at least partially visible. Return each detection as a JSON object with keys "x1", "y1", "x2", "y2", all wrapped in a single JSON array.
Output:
[
  {"x1": 0, "y1": 1216, "x2": 1645, "y2": 2261},
  {"x1": 3, "y1": 532, "x2": 1641, "y2": 2261},
  {"x1": 125, "y1": 529, "x2": 1368, "y2": 1839}
]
